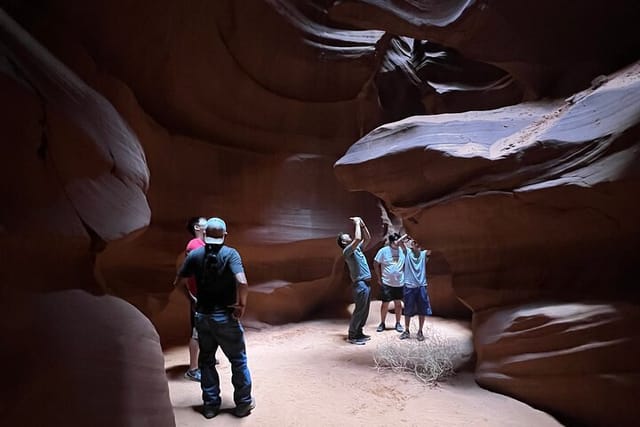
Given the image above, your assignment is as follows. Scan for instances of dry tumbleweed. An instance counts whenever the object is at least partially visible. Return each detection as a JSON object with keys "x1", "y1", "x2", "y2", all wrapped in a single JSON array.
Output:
[{"x1": 373, "y1": 323, "x2": 467, "y2": 385}]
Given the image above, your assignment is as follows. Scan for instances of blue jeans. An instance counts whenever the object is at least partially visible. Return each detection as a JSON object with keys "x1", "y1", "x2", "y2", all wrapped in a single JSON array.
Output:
[
  {"x1": 195, "y1": 309, "x2": 252, "y2": 407},
  {"x1": 348, "y1": 280, "x2": 371, "y2": 339}
]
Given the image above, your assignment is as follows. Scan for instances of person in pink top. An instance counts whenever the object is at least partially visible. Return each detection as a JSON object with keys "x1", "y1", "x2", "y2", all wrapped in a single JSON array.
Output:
[{"x1": 182, "y1": 217, "x2": 207, "y2": 381}]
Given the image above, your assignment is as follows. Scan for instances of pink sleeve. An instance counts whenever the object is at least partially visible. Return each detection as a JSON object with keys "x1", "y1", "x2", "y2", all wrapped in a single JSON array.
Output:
[{"x1": 186, "y1": 238, "x2": 204, "y2": 253}]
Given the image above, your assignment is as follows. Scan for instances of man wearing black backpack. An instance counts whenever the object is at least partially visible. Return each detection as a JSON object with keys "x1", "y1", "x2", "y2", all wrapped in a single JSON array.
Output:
[{"x1": 175, "y1": 217, "x2": 255, "y2": 419}]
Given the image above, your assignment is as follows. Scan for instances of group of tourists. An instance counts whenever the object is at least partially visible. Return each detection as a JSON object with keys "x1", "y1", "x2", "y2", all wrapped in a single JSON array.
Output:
[
  {"x1": 173, "y1": 214, "x2": 432, "y2": 419},
  {"x1": 338, "y1": 217, "x2": 432, "y2": 345}
]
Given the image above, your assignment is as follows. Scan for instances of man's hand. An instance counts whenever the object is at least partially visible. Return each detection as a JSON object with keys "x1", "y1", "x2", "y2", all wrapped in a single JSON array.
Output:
[{"x1": 228, "y1": 303, "x2": 246, "y2": 319}]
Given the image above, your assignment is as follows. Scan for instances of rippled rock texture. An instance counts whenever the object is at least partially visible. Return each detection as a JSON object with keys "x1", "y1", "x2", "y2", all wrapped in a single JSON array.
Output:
[
  {"x1": 336, "y1": 62, "x2": 640, "y2": 425},
  {"x1": 5, "y1": 0, "x2": 637, "y2": 334},
  {"x1": 0, "y1": 1, "x2": 385, "y2": 341},
  {"x1": 0, "y1": 10, "x2": 173, "y2": 426},
  {"x1": 1, "y1": 0, "x2": 639, "y2": 424}
]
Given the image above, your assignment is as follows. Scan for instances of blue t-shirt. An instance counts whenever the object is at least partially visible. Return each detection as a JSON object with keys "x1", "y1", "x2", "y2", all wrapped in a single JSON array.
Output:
[
  {"x1": 343, "y1": 243, "x2": 371, "y2": 283},
  {"x1": 178, "y1": 244, "x2": 244, "y2": 313},
  {"x1": 404, "y1": 250, "x2": 428, "y2": 288}
]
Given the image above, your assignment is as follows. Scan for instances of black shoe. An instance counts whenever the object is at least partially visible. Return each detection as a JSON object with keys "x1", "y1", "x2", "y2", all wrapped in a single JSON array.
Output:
[
  {"x1": 347, "y1": 337, "x2": 366, "y2": 345},
  {"x1": 376, "y1": 323, "x2": 386, "y2": 332},
  {"x1": 356, "y1": 333, "x2": 371, "y2": 341},
  {"x1": 202, "y1": 404, "x2": 219, "y2": 419},
  {"x1": 233, "y1": 398, "x2": 256, "y2": 417}
]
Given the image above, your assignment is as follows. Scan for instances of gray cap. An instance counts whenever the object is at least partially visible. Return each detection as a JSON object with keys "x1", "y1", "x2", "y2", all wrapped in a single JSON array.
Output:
[{"x1": 204, "y1": 217, "x2": 227, "y2": 244}]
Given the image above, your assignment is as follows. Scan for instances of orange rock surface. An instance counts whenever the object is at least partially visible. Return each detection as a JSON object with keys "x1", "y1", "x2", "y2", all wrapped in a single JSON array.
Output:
[
  {"x1": 336, "y1": 62, "x2": 640, "y2": 425},
  {"x1": 2, "y1": 1, "x2": 639, "y2": 425}
]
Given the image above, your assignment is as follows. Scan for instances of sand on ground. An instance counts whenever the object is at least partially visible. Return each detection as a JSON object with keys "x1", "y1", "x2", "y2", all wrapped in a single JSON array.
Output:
[{"x1": 164, "y1": 301, "x2": 560, "y2": 426}]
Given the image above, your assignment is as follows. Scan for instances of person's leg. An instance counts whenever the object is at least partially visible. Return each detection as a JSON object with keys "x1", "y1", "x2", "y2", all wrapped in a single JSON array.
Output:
[
  {"x1": 400, "y1": 287, "x2": 415, "y2": 339},
  {"x1": 215, "y1": 310, "x2": 252, "y2": 408},
  {"x1": 378, "y1": 284, "x2": 392, "y2": 332},
  {"x1": 187, "y1": 305, "x2": 200, "y2": 374},
  {"x1": 394, "y1": 299, "x2": 403, "y2": 325},
  {"x1": 195, "y1": 313, "x2": 221, "y2": 410},
  {"x1": 403, "y1": 287, "x2": 412, "y2": 331},
  {"x1": 349, "y1": 281, "x2": 369, "y2": 339},
  {"x1": 416, "y1": 286, "x2": 431, "y2": 341},
  {"x1": 391, "y1": 286, "x2": 404, "y2": 332},
  {"x1": 416, "y1": 315, "x2": 426, "y2": 341},
  {"x1": 359, "y1": 283, "x2": 371, "y2": 335},
  {"x1": 424, "y1": 286, "x2": 433, "y2": 317},
  {"x1": 402, "y1": 285, "x2": 415, "y2": 332},
  {"x1": 189, "y1": 337, "x2": 199, "y2": 371},
  {"x1": 379, "y1": 301, "x2": 389, "y2": 329}
]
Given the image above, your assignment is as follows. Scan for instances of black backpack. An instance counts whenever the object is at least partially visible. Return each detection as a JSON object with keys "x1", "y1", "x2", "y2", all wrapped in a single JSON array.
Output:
[
  {"x1": 202, "y1": 244, "x2": 225, "y2": 287},
  {"x1": 197, "y1": 244, "x2": 237, "y2": 310}
]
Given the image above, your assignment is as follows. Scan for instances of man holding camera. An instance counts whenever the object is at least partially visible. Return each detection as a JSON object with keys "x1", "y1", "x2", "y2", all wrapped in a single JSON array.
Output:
[{"x1": 337, "y1": 216, "x2": 373, "y2": 345}]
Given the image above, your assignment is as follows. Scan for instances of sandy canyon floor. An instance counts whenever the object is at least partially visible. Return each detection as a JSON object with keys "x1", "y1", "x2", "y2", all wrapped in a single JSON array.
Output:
[{"x1": 164, "y1": 301, "x2": 560, "y2": 426}]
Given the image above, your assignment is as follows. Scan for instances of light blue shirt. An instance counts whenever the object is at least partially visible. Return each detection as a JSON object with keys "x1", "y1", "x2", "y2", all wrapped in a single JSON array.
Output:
[
  {"x1": 343, "y1": 243, "x2": 371, "y2": 283},
  {"x1": 404, "y1": 250, "x2": 427, "y2": 288}
]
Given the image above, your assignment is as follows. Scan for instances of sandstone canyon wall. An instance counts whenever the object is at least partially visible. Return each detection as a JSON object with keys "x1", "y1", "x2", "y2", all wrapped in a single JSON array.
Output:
[
  {"x1": 336, "y1": 64, "x2": 640, "y2": 425},
  {"x1": 2, "y1": 0, "x2": 473, "y2": 341},
  {"x1": 334, "y1": 2, "x2": 640, "y2": 424},
  {"x1": 0, "y1": 9, "x2": 174, "y2": 426},
  {"x1": 1, "y1": 0, "x2": 639, "y2": 426}
]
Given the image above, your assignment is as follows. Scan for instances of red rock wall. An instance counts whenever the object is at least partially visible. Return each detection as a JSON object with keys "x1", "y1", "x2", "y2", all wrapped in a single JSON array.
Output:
[
  {"x1": 335, "y1": 62, "x2": 640, "y2": 425},
  {"x1": 0, "y1": 10, "x2": 172, "y2": 426},
  {"x1": 0, "y1": 290, "x2": 175, "y2": 427},
  {"x1": 1, "y1": 1, "x2": 389, "y2": 346},
  {"x1": 2, "y1": 0, "x2": 640, "y2": 425}
]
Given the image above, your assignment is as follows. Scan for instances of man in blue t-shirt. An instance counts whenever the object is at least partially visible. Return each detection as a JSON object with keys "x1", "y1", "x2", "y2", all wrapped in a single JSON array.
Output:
[
  {"x1": 337, "y1": 216, "x2": 373, "y2": 345},
  {"x1": 175, "y1": 217, "x2": 255, "y2": 419},
  {"x1": 399, "y1": 238, "x2": 432, "y2": 341}
]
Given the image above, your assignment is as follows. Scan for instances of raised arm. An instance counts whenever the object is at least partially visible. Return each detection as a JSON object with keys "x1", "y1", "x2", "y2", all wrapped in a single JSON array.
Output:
[
  {"x1": 344, "y1": 217, "x2": 364, "y2": 253},
  {"x1": 397, "y1": 233, "x2": 409, "y2": 253},
  {"x1": 353, "y1": 218, "x2": 363, "y2": 243},
  {"x1": 424, "y1": 249, "x2": 431, "y2": 272},
  {"x1": 360, "y1": 218, "x2": 372, "y2": 249}
]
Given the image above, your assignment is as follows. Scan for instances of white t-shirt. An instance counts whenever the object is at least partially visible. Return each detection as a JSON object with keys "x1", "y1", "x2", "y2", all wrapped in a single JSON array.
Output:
[{"x1": 374, "y1": 246, "x2": 405, "y2": 287}]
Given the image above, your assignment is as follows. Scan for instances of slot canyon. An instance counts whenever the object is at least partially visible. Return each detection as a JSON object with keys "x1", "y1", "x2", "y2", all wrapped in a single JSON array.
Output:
[{"x1": 1, "y1": 1, "x2": 639, "y2": 426}]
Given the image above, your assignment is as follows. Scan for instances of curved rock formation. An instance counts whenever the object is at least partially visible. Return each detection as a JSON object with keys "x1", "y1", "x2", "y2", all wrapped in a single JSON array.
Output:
[
  {"x1": 0, "y1": 9, "x2": 150, "y2": 292},
  {"x1": 335, "y1": 62, "x2": 640, "y2": 425},
  {"x1": 2, "y1": 0, "x2": 639, "y2": 423},
  {"x1": 0, "y1": 0, "x2": 392, "y2": 339},
  {"x1": 0, "y1": 290, "x2": 174, "y2": 427},
  {"x1": 329, "y1": 0, "x2": 640, "y2": 97},
  {"x1": 0, "y1": 11, "x2": 173, "y2": 426},
  {"x1": 475, "y1": 302, "x2": 640, "y2": 426}
]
